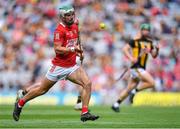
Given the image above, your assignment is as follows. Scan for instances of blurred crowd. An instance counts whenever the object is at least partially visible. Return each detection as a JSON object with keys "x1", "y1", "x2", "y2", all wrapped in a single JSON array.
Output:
[{"x1": 0, "y1": 0, "x2": 180, "y2": 97}]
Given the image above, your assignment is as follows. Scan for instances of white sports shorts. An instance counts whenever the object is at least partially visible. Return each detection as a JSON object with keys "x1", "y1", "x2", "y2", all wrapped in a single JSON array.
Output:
[
  {"x1": 45, "y1": 63, "x2": 79, "y2": 82},
  {"x1": 130, "y1": 68, "x2": 147, "y2": 79}
]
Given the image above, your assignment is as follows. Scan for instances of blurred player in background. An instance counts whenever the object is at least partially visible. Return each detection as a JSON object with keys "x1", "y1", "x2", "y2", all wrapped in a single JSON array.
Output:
[
  {"x1": 112, "y1": 23, "x2": 159, "y2": 112},
  {"x1": 13, "y1": 5, "x2": 99, "y2": 122}
]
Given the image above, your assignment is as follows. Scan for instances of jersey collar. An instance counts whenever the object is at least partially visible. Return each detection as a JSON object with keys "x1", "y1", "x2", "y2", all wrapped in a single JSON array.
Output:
[{"x1": 59, "y1": 22, "x2": 66, "y2": 27}]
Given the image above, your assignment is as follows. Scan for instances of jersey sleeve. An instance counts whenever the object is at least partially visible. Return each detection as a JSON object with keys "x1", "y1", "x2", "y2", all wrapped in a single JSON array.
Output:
[
  {"x1": 128, "y1": 39, "x2": 135, "y2": 47},
  {"x1": 54, "y1": 30, "x2": 64, "y2": 44}
]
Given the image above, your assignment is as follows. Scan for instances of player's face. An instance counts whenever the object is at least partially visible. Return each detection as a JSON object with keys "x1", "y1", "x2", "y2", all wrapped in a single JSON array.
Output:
[
  {"x1": 141, "y1": 29, "x2": 150, "y2": 37},
  {"x1": 63, "y1": 11, "x2": 75, "y2": 26}
]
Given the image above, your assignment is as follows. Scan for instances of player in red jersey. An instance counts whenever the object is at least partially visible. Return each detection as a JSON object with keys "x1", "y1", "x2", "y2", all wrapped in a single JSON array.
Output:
[
  {"x1": 13, "y1": 5, "x2": 99, "y2": 122},
  {"x1": 16, "y1": 19, "x2": 83, "y2": 111}
]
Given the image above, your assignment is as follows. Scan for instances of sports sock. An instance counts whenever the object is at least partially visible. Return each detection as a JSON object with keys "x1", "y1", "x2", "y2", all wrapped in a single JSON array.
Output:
[
  {"x1": 113, "y1": 99, "x2": 122, "y2": 108},
  {"x1": 131, "y1": 88, "x2": 139, "y2": 94},
  {"x1": 135, "y1": 88, "x2": 139, "y2": 92},
  {"x1": 113, "y1": 102, "x2": 119, "y2": 108},
  {"x1": 117, "y1": 99, "x2": 122, "y2": 104},
  {"x1": 81, "y1": 106, "x2": 88, "y2": 114},
  {"x1": 77, "y1": 95, "x2": 81, "y2": 103},
  {"x1": 18, "y1": 99, "x2": 25, "y2": 108},
  {"x1": 22, "y1": 90, "x2": 27, "y2": 95},
  {"x1": 131, "y1": 89, "x2": 136, "y2": 94}
]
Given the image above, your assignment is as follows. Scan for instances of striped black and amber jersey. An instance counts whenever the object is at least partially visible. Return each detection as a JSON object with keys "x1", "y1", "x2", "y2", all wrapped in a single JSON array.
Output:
[{"x1": 128, "y1": 37, "x2": 153, "y2": 69}]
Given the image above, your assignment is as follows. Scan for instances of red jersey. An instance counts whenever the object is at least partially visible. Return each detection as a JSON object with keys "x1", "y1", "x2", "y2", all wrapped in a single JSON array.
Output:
[{"x1": 52, "y1": 22, "x2": 78, "y2": 67}]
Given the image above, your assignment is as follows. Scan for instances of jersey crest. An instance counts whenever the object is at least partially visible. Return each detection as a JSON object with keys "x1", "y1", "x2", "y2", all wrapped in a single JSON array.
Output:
[{"x1": 55, "y1": 33, "x2": 60, "y2": 40}]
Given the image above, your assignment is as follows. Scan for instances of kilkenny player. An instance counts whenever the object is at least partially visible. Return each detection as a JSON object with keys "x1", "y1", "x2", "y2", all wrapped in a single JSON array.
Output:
[{"x1": 112, "y1": 23, "x2": 159, "y2": 112}]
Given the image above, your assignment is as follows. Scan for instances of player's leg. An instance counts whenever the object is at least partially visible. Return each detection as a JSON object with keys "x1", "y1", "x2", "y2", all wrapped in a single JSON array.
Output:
[
  {"x1": 129, "y1": 87, "x2": 138, "y2": 103},
  {"x1": 22, "y1": 83, "x2": 83, "y2": 111},
  {"x1": 112, "y1": 78, "x2": 139, "y2": 112},
  {"x1": 135, "y1": 70, "x2": 155, "y2": 91},
  {"x1": 67, "y1": 67, "x2": 91, "y2": 111},
  {"x1": 15, "y1": 83, "x2": 40, "y2": 102},
  {"x1": 13, "y1": 77, "x2": 56, "y2": 121},
  {"x1": 74, "y1": 56, "x2": 83, "y2": 110},
  {"x1": 67, "y1": 66, "x2": 99, "y2": 122},
  {"x1": 129, "y1": 70, "x2": 155, "y2": 103},
  {"x1": 74, "y1": 85, "x2": 82, "y2": 110}
]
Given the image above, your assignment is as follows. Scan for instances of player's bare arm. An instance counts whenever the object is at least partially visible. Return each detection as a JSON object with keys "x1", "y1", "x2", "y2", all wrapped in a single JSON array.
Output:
[
  {"x1": 54, "y1": 42, "x2": 70, "y2": 54},
  {"x1": 122, "y1": 44, "x2": 137, "y2": 63},
  {"x1": 54, "y1": 42, "x2": 82, "y2": 55},
  {"x1": 151, "y1": 45, "x2": 159, "y2": 58}
]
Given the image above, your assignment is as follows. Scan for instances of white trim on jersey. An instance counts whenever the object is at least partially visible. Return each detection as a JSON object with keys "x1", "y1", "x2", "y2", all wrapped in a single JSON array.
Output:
[{"x1": 59, "y1": 22, "x2": 65, "y2": 27}]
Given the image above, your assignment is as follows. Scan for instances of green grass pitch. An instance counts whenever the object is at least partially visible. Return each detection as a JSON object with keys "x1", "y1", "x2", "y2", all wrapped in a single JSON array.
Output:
[{"x1": 0, "y1": 105, "x2": 180, "y2": 128}]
